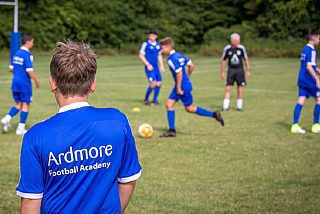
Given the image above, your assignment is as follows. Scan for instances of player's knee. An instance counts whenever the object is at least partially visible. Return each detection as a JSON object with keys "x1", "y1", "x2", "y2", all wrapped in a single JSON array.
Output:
[{"x1": 185, "y1": 106, "x2": 194, "y2": 113}]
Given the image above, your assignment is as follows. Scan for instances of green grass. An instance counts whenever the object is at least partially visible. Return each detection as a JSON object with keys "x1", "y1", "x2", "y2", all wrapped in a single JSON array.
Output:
[{"x1": 0, "y1": 53, "x2": 319, "y2": 213}]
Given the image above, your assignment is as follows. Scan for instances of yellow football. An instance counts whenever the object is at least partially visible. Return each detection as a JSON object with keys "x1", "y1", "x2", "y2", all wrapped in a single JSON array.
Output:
[{"x1": 138, "y1": 123, "x2": 153, "y2": 138}]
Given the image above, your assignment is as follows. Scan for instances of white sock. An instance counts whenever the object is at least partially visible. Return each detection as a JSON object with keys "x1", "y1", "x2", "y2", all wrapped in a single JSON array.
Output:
[
  {"x1": 237, "y1": 99, "x2": 243, "y2": 109},
  {"x1": 17, "y1": 123, "x2": 26, "y2": 130},
  {"x1": 223, "y1": 99, "x2": 230, "y2": 110},
  {"x1": 3, "y1": 115, "x2": 12, "y2": 122}
]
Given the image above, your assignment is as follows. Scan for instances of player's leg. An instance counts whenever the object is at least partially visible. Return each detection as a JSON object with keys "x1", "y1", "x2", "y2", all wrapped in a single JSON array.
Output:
[
  {"x1": 183, "y1": 91, "x2": 224, "y2": 126},
  {"x1": 1, "y1": 92, "x2": 22, "y2": 133},
  {"x1": 311, "y1": 93, "x2": 320, "y2": 133},
  {"x1": 236, "y1": 86, "x2": 244, "y2": 111},
  {"x1": 291, "y1": 92, "x2": 307, "y2": 134},
  {"x1": 16, "y1": 92, "x2": 32, "y2": 135},
  {"x1": 236, "y1": 70, "x2": 246, "y2": 111},
  {"x1": 144, "y1": 70, "x2": 156, "y2": 105},
  {"x1": 223, "y1": 70, "x2": 235, "y2": 110},
  {"x1": 160, "y1": 99, "x2": 177, "y2": 137},
  {"x1": 152, "y1": 68, "x2": 162, "y2": 105}
]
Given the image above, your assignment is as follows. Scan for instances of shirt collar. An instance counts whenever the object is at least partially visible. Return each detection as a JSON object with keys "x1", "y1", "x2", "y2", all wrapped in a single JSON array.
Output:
[
  {"x1": 21, "y1": 46, "x2": 29, "y2": 52},
  {"x1": 58, "y1": 102, "x2": 90, "y2": 113},
  {"x1": 307, "y1": 44, "x2": 315, "y2": 49},
  {"x1": 169, "y1": 50, "x2": 176, "y2": 55},
  {"x1": 148, "y1": 40, "x2": 157, "y2": 46}
]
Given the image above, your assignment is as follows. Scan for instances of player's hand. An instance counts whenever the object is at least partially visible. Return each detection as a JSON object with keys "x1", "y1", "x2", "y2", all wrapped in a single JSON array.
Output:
[
  {"x1": 177, "y1": 88, "x2": 184, "y2": 95},
  {"x1": 220, "y1": 72, "x2": 225, "y2": 80},
  {"x1": 316, "y1": 68, "x2": 320, "y2": 75},
  {"x1": 35, "y1": 79, "x2": 40, "y2": 88},
  {"x1": 160, "y1": 66, "x2": 165, "y2": 73},
  {"x1": 246, "y1": 70, "x2": 251, "y2": 78},
  {"x1": 147, "y1": 64, "x2": 153, "y2": 72}
]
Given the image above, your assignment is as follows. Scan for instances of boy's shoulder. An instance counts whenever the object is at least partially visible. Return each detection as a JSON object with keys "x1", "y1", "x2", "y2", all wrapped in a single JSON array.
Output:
[{"x1": 26, "y1": 107, "x2": 127, "y2": 138}]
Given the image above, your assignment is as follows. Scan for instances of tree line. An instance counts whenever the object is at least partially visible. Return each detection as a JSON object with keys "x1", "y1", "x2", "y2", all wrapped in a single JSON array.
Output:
[{"x1": 0, "y1": 0, "x2": 319, "y2": 56}]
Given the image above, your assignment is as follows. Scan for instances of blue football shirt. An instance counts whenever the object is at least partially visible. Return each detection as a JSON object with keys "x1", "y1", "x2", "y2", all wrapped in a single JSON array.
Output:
[
  {"x1": 167, "y1": 50, "x2": 193, "y2": 91},
  {"x1": 10, "y1": 46, "x2": 34, "y2": 93},
  {"x1": 139, "y1": 40, "x2": 161, "y2": 66},
  {"x1": 298, "y1": 44, "x2": 317, "y2": 88},
  {"x1": 16, "y1": 102, "x2": 142, "y2": 213}
]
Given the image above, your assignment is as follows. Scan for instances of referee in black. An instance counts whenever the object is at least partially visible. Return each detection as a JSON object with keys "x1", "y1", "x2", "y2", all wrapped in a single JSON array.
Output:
[{"x1": 220, "y1": 33, "x2": 250, "y2": 111}]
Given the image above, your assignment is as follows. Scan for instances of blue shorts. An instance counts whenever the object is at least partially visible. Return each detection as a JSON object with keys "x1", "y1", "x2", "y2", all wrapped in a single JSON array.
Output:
[
  {"x1": 168, "y1": 88, "x2": 193, "y2": 107},
  {"x1": 12, "y1": 91, "x2": 32, "y2": 103},
  {"x1": 298, "y1": 86, "x2": 320, "y2": 98},
  {"x1": 145, "y1": 66, "x2": 162, "y2": 82}
]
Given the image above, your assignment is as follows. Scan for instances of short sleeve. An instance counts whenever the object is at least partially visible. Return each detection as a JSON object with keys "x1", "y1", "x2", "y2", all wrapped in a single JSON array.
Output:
[
  {"x1": 25, "y1": 54, "x2": 34, "y2": 72},
  {"x1": 184, "y1": 56, "x2": 192, "y2": 66},
  {"x1": 118, "y1": 115, "x2": 142, "y2": 183},
  {"x1": 139, "y1": 42, "x2": 147, "y2": 55},
  {"x1": 240, "y1": 45, "x2": 248, "y2": 59},
  {"x1": 16, "y1": 133, "x2": 44, "y2": 199},
  {"x1": 306, "y1": 49, "x2": 316, "y2": 66},
  {"x1": 221, "y1": 46, "x2": 229, "y2": 60},
  {"x1": 168, "y1": 58, "x2": 182, "y2": 73}
]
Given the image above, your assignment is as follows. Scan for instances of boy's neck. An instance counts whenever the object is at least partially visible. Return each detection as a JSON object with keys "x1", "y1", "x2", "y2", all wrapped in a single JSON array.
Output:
[{"x1": 56, "y1": 95, "x2": 89, "y2": 109}]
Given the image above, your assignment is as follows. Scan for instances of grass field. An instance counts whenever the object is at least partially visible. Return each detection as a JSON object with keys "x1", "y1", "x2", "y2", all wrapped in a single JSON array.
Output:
[{"x1": 0, "y1": 53, "x2": 319, "y2": 213}]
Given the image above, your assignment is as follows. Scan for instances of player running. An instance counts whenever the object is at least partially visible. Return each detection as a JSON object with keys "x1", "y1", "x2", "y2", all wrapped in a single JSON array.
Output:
[
  {"x1": 139, "y1": 30, "x2": 165, "y2": 105},
  {"x1": 159, "y1": 37, "x2": 224, "y2": 137},
  {"x1": 220, "y1": 33, "x2": 250, "y2": 111},
  {"x1": 291, "y1": 30, "x2": 320, "y2": 134},
  {"x1": 1, "y1": 33, "x2": 40, "y2": 135},
  {"x1": 16, "y1": 41, "x2": 141, "y2": 213}
]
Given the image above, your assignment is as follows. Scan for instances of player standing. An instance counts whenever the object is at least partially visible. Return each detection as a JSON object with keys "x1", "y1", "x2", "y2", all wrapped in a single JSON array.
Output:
[
  {"x1": 220, "y1": 33, "x2": 250, "y2": 111},
  {"x1": 139, "y1": 30, "x2": 165, "y2": 105},
  {"x1": 1, "y1": 33, "x2": 40, "y2": 135},
  {"x1": 16, "y1": 41, "x2": 141, "y2": 213},
  {"x1": 291, "y1": 30, "x2": 320, "y2": 134},
  {"x1": 159, "y1": 37, "x2": 224, "y2": 137}
]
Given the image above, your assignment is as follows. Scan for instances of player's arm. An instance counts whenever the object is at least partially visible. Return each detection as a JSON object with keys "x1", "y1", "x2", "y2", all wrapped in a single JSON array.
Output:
[
  {"x1": 119, "y1": 181, "x2": 136, "y2": 213},
  {"x1": 158, "y1": 54, "x2": 165, "y2": 72},
  {"x1": 316, "y1": 67, "x2": 320, "y2": 75},
  {"x1": 307, "y1": 64, "x2": 320, "y2": 88},
  {"x1": 176, "y1": 71, "x2": 183, "y2": 95},
  {"x1": 21, "y1": 198, "x2": 41, "y2": 214},
  {"x1": 220, "y1": 60, "x2": 227, "y2": 80},
  {"x1": 27, "y1": 71, "x2": 40, "y2": 88},
  {"x1": 139, "y1": 42, "x2": 153, "y2": 71},
  {"x1": 244, "y1": 58, "x2": 251, "y2": 77},
  {"x1": 187, "y1": 61, "x2": 195, "y2": 77}
]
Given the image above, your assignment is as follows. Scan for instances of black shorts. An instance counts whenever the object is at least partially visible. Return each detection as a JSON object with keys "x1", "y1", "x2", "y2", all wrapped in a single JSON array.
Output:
[{"x1": 226, "y1": 68, "x2": 246, "y2": 86}]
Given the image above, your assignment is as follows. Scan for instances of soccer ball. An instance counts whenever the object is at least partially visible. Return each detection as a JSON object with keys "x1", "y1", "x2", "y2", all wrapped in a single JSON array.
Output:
[{"x1": 138, "y1": 123, "x2": 153, "y2": 138}]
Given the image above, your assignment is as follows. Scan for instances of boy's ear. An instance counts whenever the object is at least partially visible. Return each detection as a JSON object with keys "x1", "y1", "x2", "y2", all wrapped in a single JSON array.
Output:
[
  {"x1": 89, "y1": 79, "x2": 97, "y2": 94},
  {"x1": 49, "y1": 77, "x2": 57, "y2": 93}
]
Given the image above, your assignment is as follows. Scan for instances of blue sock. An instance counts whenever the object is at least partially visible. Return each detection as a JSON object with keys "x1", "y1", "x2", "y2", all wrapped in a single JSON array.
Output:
[
  {"x1": 167, "y1": 110, "x2": 175, "y2": 130},
  {"x1": 144, "y1": 86, "x2": 153, "y2": 101},
  {"x1": 196, "y1": 106, "x2": 214, "y2": 117},
  {"x1": 152, "y1": 86, "x2": 161, "y2": 103},
  {"x1": 293, "y1": 103, "x2": 303, "y2": 124},
  {"x1": 20, "y1": 111, "x2": 29, "y2": 124},
  {"x1": 313, "y1": 104, "x2": 320, "y2": 124},
  {"x1": 8, "y1": 106, "x2": 20, "y2": 117}
]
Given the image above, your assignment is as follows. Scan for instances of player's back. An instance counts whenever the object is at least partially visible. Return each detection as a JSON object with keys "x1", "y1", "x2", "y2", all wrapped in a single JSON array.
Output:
[
  {"x1": 298, "y1": 44, "x2": 317, "y2": 88},
  {"x1": 167, "y1": 51, "x2": 192, "y2": 91},
  {"x1": 11, "y1": 48, "x2": 33, "y2": 92},
  {"x1": 17, "y1": 104, "x2": 141, "y2": 213}
]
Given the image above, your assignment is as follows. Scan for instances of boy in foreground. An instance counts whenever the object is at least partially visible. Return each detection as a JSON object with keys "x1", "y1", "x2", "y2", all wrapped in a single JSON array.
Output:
[
  {"x1": 220, "y1": 33, "x2": 250, "y2": 111},
  {"x1": 291, "y1": 30, "x2": 320, "y2": 134},
  {"x1": 1, "y1": 34, "x2": 40, "y2": 135},
  {"x1": 159, "y1": 37, "x2": 224, "y2": 137},
  {"x1": 16, "y1": 41, "x2": 141, "y2": 213},
  {"x1": 139, "y1": 30, "x2": 165, "y2": 105}
]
